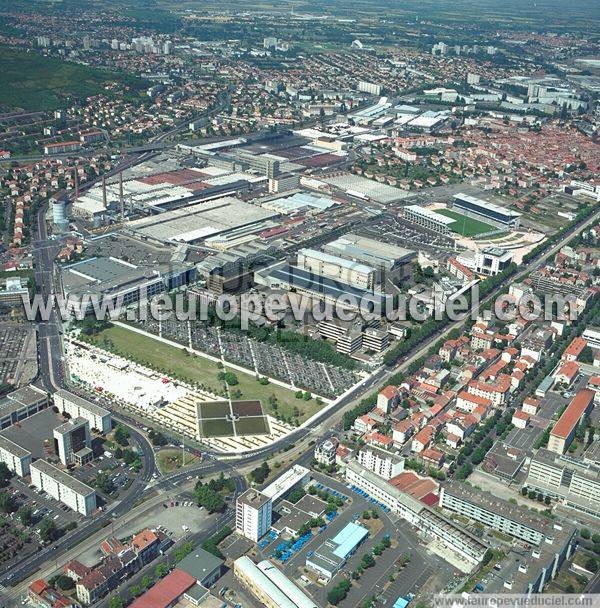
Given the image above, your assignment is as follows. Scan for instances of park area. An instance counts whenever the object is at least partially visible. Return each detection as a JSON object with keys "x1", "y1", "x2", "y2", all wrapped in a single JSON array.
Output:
[
  {"x1": 197, "y1": 399, "x2": 270, "y2": 439},
  {"x1": 436, "y1": 208, "x2": 497, "y2": 237},
  {"x1": 84, "y1": 324, "x2": 325, "y2": 424}
]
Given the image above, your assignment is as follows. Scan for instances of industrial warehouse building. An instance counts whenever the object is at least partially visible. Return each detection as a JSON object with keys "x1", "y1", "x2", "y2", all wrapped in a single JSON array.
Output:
[
  {"x1": 297, "y1": 248, "x2": 377, "y2": 291},
  {"x1": 0, "y1": 385, "x2": 48, "y2": 430},
  {"x1": 30, "y1": 460, "x2": 97, "y2": 516},
  {"x1": 60, "y1": 254, "x2": 195, "y2": 317},
  {"x1": 234, "y1": 556, "x2": 318, "y2": 608},
  {"x1": 306, "y1": 521, "x2": 369, "y2": 579},
  {"x1": 323, "y1": 233, "x2": 416, "y2": 275},
  {"x1": 53, "y1": 389, "x2": 112, "y2": 434},
  {"x1": 254, "y1": 262, "x2": 389, "y2": 315}
]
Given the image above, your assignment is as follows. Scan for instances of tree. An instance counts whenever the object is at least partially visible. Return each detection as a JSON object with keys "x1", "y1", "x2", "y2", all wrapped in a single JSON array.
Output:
[
  {"x1": 0, "y1": 491, "x2": 16, "y2": 513},
  {"x1": 55, "y1": 575, "x2": 74, "y2": 591},
  {"x1": 39, "y1": 518, "x2": 57, "y2": 543},
  {"x1": 585, "y1": 558, "x2": 598, "y2": 573},
  {"x1": 250, "y1": 461, "x2": 270, "y2": 484},
  {"x1": 95, "y1": 471, "x2": 114, "y2": 494},
  {"x1": 0, "y1": 462, "x2": 11, "y2": 487},
  {"x1": 140, "y1": 575, "x2": 152, "y2": 589},
  {"x1": 114, "y1": 424, "x2": 130, "y2": 446},
  {"x1": 361, "y1": 553, "x2": 376, "y2": 569},
  {"x1": 18, "y1": 506, "x2": 32, "y2": 526},
  {"x1": 108, "y1": 598, "x2": 124, "y2": 608},
  {"x1": 154, "y1": 563, "x2": 169, "y2": 579},
  {"x1": 581, "y1": 528, "x2": 591, "y2": 540}
]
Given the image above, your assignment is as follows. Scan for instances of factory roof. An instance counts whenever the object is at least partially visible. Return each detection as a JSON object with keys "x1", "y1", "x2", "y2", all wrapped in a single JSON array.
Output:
[
  {"x1": 324, "y1": 233, "x2": 415, "y2": 268},
  {"x1": 127, "y1": 196, "x2": 278, "y2": 243},
  {"x1": 330, "y1": 522, "x2": 369, "y2": 559},
  {"x1": 262, "y1": 264, "x2": 387, "y2": 307},
  {"x1": 235, "y1": 556, "x2": 317, "y2": 608},
  {"x1": 0, "y1": 385, "x2": 47, "y2": 417},
  {"x1": 299, "y1": 248, "x2": 376, "y2": 275}
]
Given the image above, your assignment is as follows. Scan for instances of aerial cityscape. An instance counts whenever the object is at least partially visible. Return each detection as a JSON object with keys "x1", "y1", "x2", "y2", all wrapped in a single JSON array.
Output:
[{"x1": 0, "y1": 0, "x2": 599, "y2": 607}]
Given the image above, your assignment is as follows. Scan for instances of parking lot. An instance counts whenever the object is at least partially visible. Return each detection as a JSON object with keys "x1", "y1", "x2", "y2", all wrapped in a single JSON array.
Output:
[
  {"x1": 0, "y1": 322, "x2": 36, "y2": 387},
  {"x1": 249, "y1": 471, "x2": 454, "y2": 608},
  {"x1": 362, "y1": 214, "x2": 455, "y2": 253},
  {"x1": 6, "y1": 476, "x2": 82, "y2": 544}
]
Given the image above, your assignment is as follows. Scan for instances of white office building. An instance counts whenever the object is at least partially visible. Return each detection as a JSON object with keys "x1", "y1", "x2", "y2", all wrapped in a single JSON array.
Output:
[
  {"x1": 30, "y1": 460, "x2": 97, "y2": 516},
  {"x1": 474, "y1": 247, "x2": 513, "y2": 276},
  {"x1": 53, "y1": 418, "x2": 92, "y2": 466},
  {"x1": 297, "y1": 249, "x2": 376, "y2": 291},
  {"x1": 262, "y1": 464, "x2": 310, "y2": 502},
  {"x1": 357, "y1": 446, "x2": 404, "y2": 480},
  {"x1": 235, "y1": 489, "x2": 272, "y2": 542},
  {"x1": 53, "y1": 389, "x2": 112, "y2": 434},
  {"x1": 0, "y1": 435, "x2": 31, "y2": 477}
]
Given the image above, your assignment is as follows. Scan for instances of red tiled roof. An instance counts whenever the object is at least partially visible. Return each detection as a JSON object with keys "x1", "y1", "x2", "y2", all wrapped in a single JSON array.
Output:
[
  {"x1": 29, "y1": 580, "x2": 48, "y2": 596},
  {"x1": 563, "y1": 336, "x2": 587, "y2": 358},
  {"x1": 551, "y1": 389, "x2": 594, "y2": 439},
  {"x1": 132, "y1": 529, "x2": 159, "y2": 553},
  {"x1": 379, "y1": 385, "x2": 398, "y2": 400},
  {"x1": 129, "y1": 569, "x2": 196, "y2": 608}
]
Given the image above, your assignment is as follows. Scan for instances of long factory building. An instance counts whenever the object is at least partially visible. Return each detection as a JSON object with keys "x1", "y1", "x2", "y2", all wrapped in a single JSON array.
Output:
[{"x1": 234, "y1": 556, "x2": 318, "y2": 608}]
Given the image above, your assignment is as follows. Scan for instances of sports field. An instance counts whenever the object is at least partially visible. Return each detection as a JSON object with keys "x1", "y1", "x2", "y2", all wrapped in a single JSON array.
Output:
[{"x1": 436, "y1": 208, "x2": 496, "y2": 237}]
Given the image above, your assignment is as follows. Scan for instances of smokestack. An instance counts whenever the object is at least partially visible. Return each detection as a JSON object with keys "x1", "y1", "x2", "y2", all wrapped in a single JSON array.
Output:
[
  {"x1": 119, "y1": 171, "x2": 124, "y2": 216},
  {"x1": 102, "y1": 176, "x2": 107, "y2": 209}
]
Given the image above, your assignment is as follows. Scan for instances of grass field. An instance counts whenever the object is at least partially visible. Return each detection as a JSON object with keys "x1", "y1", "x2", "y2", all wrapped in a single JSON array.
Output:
[
  {"x1": 200, "y1": 418, "x2": 235, "y2": 438},
  {"x1": 0, "y1": 47, "x2": 145, "y2": 111},
  {"x1": 85, "y1": 325, "x2": 324, "y2": 423},
  {"x1": 156, "y1": 448, "x2": 200, "y2": 473},
  {"x1": 436, "y1": 208, "x2": 496, "y2": 237},
  {"x1": 234, "y1": 416, "x2": 270, "y2": 436},
  {"x1": 199, "y1": 401, "x2": 230, "y2": 418}
]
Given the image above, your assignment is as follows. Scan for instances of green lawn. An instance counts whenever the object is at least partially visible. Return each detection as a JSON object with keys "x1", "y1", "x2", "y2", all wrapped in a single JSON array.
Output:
[
  {"x1": 84, "y1": 325, "x2": 325, "y2": 424},
  {"x1": 0, "y1": 46, "x2": 145, "y2": 111},
  {"x1": 199, "y1": 401, "x2": 230, "y2": 419},
  {"x1": 200, "y1": 418, "x2": 235, "y2": 438},
  {"x1": 234, "y1": 416, "x2": 270, "y2": 436},
  {"x1": 156, "y1": 448, "x2": 200, "y2": 473},
  {"x1": 436, "y1": 208, "x2": 496, "y2": 237}
]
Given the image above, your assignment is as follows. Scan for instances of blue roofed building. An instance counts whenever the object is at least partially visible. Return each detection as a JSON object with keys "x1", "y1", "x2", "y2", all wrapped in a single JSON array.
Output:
[{"x1": 306, "y1": 522, "x2": 369, "y2": 579}]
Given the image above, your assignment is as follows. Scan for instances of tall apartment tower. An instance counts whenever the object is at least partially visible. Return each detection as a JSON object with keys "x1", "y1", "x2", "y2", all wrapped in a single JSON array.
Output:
[{"x1": 235, "y1": 489, "x2": 272, "y2": 542}]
